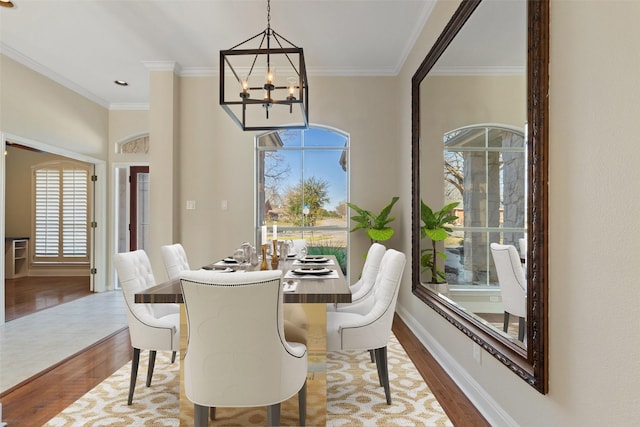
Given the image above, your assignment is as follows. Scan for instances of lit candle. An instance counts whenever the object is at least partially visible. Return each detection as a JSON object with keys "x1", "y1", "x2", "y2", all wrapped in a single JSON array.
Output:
[
  {"x1": 272, "y1": 223, "x2": 277, "y2": 241},
  {"x1": 261, "y1": 225, "x2": 267, "y2": 245}
]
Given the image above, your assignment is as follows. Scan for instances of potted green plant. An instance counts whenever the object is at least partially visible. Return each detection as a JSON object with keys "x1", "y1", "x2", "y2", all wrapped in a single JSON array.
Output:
[
  {"x1": 348, "y1": 196, "x2": 399, "y2": 256},
  {"x1": 420, "y1": 200, "x2": 459, "y2": 284}
]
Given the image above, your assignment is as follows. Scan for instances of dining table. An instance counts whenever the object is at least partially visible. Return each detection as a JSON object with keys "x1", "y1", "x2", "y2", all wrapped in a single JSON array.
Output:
[
  {"x1": 134, "y1": 253, "x2": 351, "y2": 426},
  {"x1": 134, "y1": 254, "x2": 352, "y2": 304}
]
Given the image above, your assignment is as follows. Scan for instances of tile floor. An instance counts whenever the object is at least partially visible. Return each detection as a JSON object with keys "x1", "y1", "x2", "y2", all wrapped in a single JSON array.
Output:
[{"x1": 0, "y1": 290, "x2": 128, "y2": 392}]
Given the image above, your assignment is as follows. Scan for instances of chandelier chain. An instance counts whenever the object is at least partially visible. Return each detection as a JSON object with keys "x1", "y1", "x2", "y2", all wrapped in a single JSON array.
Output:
[{"x1": 267, "y1": 0, "x2": 271, "y2": 31}]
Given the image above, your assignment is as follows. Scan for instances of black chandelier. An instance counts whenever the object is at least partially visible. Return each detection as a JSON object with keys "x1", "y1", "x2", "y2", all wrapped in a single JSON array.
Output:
[{"x1": 219, "y1": 0, "x2": 309, "y2": 131}]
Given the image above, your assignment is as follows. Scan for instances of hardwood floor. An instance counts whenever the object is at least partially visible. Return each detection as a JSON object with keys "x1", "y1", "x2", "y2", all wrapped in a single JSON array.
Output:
[
  {"x1": 393, "y1": 315, "x2": 489, "y2": 426},
  {"x1": 0, "y1": 328, "x2": 131, "y2": 426},
  {"x1": 1, "y1": 278, "x2": 488, "y2": 426},
  {"x1": 4, "y1": 276, "x2": 91, "y2": 322}
]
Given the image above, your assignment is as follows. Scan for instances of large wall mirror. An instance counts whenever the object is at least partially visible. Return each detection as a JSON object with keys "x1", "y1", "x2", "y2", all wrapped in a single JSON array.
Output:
[{"x1": 411, "y1": 0, "x2": 548, "y2": 393}]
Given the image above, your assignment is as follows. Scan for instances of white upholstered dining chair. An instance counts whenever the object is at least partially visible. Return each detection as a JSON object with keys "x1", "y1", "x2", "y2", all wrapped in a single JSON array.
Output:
[
  {"x1": 180, "y1": 269, "x2": 308, "y2": 427},
  {"x1": 490, "y1": 243, "x2": 527, "y2": 341},
  {"x1": 113, "y1": 250, "x2": 180, "y2": 405},
  {"x1": 326, "y1": 249, "x2": 406, "y2": 405},
  {"x1": 162, "y1": 242, "x2": 309, "y2": 345},
  {"x1": 160, "y1": 243, "x2": 190, "y2": 280},
  {"x1": 327, "y1": 242, "x2": 386, "y2": 314}
]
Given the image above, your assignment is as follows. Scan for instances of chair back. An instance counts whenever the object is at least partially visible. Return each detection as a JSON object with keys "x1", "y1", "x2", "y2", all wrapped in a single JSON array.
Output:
[
  {"x1": 289, "y1": 239, "x2": 307, "y2": 256},
  {"x1": 340, "y1": 249, "x2": 406, "y2": 350},
  {"x1": 518, "y1": 237, "x2": 527, "y2": 260},
  {"x1": 114, "y1": 250, "x2": 179, "y2": 350},
  {"x1": 490, "y1": 243, "x2": 527, "y2": 318},
  {"x1": 180, "y1": 270, "x2": 307, "y2": 408},
  {"x1": 350, "y1": 242, "x2": 386, "y2": 299},
  {"x1": 161, "y1": 243, "x2": 191, "y2": 280}
]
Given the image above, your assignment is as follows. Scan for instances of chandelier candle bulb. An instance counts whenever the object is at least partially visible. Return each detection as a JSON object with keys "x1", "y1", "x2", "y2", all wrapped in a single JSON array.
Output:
[{"x1": 240, "y1": 78, "x2": 250, "y2": 98}]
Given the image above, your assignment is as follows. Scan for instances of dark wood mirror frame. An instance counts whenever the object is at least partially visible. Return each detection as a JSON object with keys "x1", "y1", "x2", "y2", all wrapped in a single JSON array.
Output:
[{"x1": 411, "y1": 0, "x2": 548, "y2": 393}]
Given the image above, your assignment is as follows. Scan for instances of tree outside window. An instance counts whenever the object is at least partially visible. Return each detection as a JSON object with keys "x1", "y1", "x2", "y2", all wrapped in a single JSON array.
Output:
[{"x1": 256, "y1": 127, "x2": 349, "y2": 273}]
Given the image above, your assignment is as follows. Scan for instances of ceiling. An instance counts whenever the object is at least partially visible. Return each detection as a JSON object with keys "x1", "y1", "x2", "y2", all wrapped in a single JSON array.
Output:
[
  {"x1": 0, "y1": 0, "x2": 525, "y2": 110},
  {"x1": 0, "y1": 0, "x2": 437, "y2": 109}
]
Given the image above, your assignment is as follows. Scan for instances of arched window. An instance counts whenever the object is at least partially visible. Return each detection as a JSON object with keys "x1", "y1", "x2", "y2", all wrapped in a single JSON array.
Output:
[
  {"x1": 117, "y1": 134, "x2": 149, "y2": 154},
  {"x1": 442, "y1": 124, "x2": 526, "y2": 287},
  {"x1": 256, "y1": 126, "x2": 350, "y2": 274}
]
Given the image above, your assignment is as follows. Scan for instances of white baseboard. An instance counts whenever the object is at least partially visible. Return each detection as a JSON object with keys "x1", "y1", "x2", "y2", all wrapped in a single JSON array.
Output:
[{"x1": 395, "y1": 304, "x2": 518, "y2": 427}]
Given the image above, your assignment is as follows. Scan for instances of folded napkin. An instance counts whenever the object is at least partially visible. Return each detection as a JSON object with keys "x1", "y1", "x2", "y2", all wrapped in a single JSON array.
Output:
[
  {"x1": 283, "y1": 281, "x2": 298, "y2": 292},
  {"x1": 213, "y1": 260, "x2": 248, "y2": 267},
  {"x1": 284, "y1": 269, "x2": 339, "y2": 279}
]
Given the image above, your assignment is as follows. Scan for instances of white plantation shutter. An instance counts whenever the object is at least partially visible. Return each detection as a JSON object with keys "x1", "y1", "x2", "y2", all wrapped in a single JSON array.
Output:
[
  {"x1": 35, "y1": 169, "x2": 61, "y2": 256},
  {"x1": 62, "y1": 169, "x2": 88, "y2": 257},
  {"x1": 34, "y1": 163, "x2": 89, "y2": 261}
]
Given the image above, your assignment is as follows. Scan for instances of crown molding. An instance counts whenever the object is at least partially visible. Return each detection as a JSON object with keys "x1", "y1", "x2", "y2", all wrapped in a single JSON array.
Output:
[
  {"x1": 0, "y1": 42, "x2": 109, "y2": 108},
  {"x1": 142, "y1": 60, "x2": 181, "y2": 74}
]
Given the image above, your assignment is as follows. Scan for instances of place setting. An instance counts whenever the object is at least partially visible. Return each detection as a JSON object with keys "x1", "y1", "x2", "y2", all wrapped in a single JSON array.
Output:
[
  {"x1": 292, "y1": 255, "x2": 335, "y2": 266},
  {"x1": 284, "y1": 266, "x2": 339, "y2": 279}
]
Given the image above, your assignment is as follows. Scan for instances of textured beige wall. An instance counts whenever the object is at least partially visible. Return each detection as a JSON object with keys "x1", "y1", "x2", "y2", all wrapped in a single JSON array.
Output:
[
  {"x1": 148, "y1": 71, "x2": 180, "y2": 276},
  {"x1": 0, "y1": 55, "x2": 108, "y2": 158},
  {"x1": 397, "y1": 0, "x2": 640, "y2": 425}
]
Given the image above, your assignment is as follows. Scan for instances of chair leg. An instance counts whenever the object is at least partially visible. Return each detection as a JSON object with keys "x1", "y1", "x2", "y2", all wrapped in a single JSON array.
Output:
[
  {"x1": 194, "y1": 404, "x2": 209, "y2": 427},
  {"x1": 146, "y1": 350, "x2": 157, "y2": 387},
  {"x1": 171, "y1": 350, "x2": 177, "y2": 363},
  {"x1": 374, "y1": 346, "x2": 392, "y2": 404},
  {"x1": 518, "y1": 317, "x2": 526, "y2": 342},
  {"x1": 373, "y1": 348, "x2": 384, "y2": 387},
  {"x1": 503, "y1": 311, "x2": 510, "y2": 333},
  {"x1": 267, "y1": 403, "x2": 281, "y2": 427},
  {"x1": 298, "y1": 379, "x2": 307, "y2": 426},
  {"x1": 127, "y1": 347, "x2": 140, "y2": 405}
]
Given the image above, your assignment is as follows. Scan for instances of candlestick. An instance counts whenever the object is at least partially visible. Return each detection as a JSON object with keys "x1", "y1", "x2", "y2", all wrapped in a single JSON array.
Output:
[
  {"x1": 261, "y1": 225, "x2": 267, "y2": 246},
  {"x1": 272, "y1": 222, "x2": 277, "y2": 241},
  {"x1": 260, "y1": 244, "x2": 269, "y2": 270},
  {"x1": 271, "y1": 240, "x2": 279, "y2": 269}
]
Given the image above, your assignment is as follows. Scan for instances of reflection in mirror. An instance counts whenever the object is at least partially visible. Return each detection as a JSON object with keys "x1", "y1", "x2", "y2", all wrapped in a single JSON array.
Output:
[
  {"x1": 420, "y1": 0, "x2": 526, "y2": 346},
  {"x1": 422, "y1": 124, "x2": 527, "y2": 348},
  {"x1": 411, "y1": 0, "x2": 548, "y2": 393}
]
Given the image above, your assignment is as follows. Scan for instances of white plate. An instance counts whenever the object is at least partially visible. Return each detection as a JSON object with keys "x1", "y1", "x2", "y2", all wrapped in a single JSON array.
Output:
[
  {"x1": 292, "y1": 267, "x2": 332, "y2": 276},
  {"x1": 299, "y1": 256, "x2": 329, "y2": 263}
]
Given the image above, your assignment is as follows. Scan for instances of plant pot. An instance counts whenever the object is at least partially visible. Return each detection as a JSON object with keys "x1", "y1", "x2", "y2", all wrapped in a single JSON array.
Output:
[
  {"x1": 435, "y1": 282, "x2": 450, "y2": 295},
  {"x1": 422, "y1": 281, "x2": 449, "y2": 296}
]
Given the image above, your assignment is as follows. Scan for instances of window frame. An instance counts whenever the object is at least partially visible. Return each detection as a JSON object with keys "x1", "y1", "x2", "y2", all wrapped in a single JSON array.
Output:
[
  {"x1": 32, "y1": 160, "x2": 92, "y2": 264},
  {"x1": 442, "y1": 124, "x2": 526, "y2": 289},
  {"x1": 255, "y1": 126, "x2": 350, "y2": 273}
]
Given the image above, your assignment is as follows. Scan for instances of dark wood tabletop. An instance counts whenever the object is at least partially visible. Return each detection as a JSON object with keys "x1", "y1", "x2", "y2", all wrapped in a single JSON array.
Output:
[{"x1": 135, "y1": 255, "x2": 352, "y2": 304}]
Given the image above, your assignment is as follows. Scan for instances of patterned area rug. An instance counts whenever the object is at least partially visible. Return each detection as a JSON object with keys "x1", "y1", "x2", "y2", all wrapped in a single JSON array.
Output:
[
  {"x1": 327, "y1": 334, "x2": 452, "y2": 426},
  {"x1": 45, "y1": 334, "x2": 451, "y2": 426}
]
